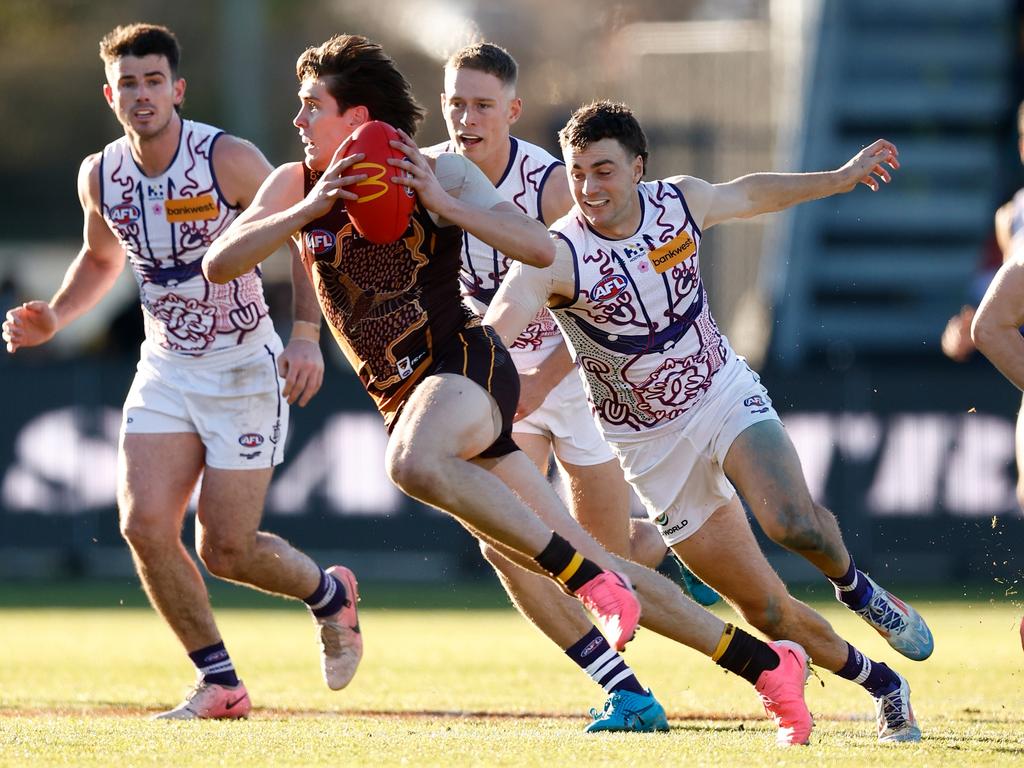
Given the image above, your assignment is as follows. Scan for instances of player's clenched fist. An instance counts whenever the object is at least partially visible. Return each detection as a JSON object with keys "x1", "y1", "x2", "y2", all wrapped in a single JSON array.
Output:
[{"x1": 3, "y1": 301, "x2": 58, "y2": 353}]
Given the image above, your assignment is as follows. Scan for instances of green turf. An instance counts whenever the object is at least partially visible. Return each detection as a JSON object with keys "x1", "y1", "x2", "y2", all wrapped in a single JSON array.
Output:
[{"x1": 1, "y1": 584, "x2": 1023, "y2": 766}]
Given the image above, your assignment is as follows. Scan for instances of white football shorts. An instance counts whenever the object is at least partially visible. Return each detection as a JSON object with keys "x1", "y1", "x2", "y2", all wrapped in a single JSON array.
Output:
[
  {"x1": 122, "y1": 331, "x2": 289, "y2": 470},
  {"x1": 605, "y1": 355, "x2": 780, "y2": 545},
  {"x1": 513, "y1": 367, "x2": 615, "y2": 467}
]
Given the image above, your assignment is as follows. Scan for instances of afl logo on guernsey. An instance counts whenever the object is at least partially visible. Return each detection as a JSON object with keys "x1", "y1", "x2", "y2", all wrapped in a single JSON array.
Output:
[
  {"x1": 305, "y1": 229, "x2": 336, "y2": 256},
  {"x1": 238, "y1": 433, "x2": 264, "y2": 448},
  {"x1": 592, "y1": 273, "x2": 627, "y2": 302},
  {"x1": 109, "y1": 203, "x2": 140, "y2": 224}
]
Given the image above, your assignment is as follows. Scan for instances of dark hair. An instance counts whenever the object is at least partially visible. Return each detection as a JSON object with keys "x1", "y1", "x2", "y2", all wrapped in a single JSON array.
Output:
[
  {"x1": 445, "y1": 42, "x2": 518, "y2": 88},
  {"x1": 99, "y1": 23, "x2": 181, "y2": 76},
  {"x1": 558, "y1": 101, "x2": 649, "y2": 175},
  {"x1": 296, "y1": 34, "x2": 425, "y2": 137}
]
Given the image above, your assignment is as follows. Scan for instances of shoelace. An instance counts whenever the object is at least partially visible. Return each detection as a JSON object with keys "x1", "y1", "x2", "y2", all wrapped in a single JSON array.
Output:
[
  {"x1": 589, "y1": 694, "x2": 618, "y2": 720},
  {"x1": 867, "y1": 593, "x2": 907, "y2": 633},
  {"x1": 877, "y1": 689, "x2": 908, "y2": 729}
]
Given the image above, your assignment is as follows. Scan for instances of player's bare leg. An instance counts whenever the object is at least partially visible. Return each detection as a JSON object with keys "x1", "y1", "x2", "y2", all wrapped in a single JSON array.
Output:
[
  {"x1": 118, "y1": 433, "x2": 218, "y2": 650},
  {"x1": 725, "y1": 420, "x2": 933, "y2": 661},
  {"x1": 194, "y1": 467, "x2": 320, "y2": 597},
  {"x1": 196, "y1": 463, "x2": 362, "y2": 691},
  {"x1": 385, "y1": 373, "x2": 640, "y2": 648},
  {"x1": 119, "y1": 433, "x2": 251, "y2": 719},
  {"x1": 673, "y1": 496, "x2": 920, "y2": 741},
  {"x1": 1014, "y1": 392, "x2": 1024, "y2": 510},
  {"x1": 557, "y1": 455, "x2": 632, "y2": 555}
]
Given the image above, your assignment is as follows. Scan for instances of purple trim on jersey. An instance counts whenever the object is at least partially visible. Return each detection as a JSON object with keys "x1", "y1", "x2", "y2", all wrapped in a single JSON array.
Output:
[
  {"x1": 665, "y1": 181, "x2": 701, "y2": 237},
  {"x1": 495, "y1": 137, "x2": 519, "y2": 187},
  {"x1": 137, "y1": 179, "x2": 161, "y2": 263},
  {"x1": 140, "y1": 260, "x2": 204, "y2": 286},
  {"x1": 207, "y1": 131, "x2": 239, "y2": 211},
  {"x1": 562, "y1": 286, "x2": 704, "y2": 356},
  {"x1": 129, "y1": 119, "x2": 184, "y2": 179},
  {"x1": 584, "y1": 188, "x2": 647, "y2": 242},
  {"x1": 98, "y1": 153, "x2": 105, "y2": 215},
  {"x1": 549, "y1": 231, "x2": 581, "y2": 308},
  {"x1": 534, "y1": 161, "x2": 565, "y2": 225}
]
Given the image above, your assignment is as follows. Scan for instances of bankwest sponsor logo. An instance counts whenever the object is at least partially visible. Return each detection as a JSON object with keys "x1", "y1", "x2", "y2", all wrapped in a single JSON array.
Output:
[
  {"x1": 648, "y1": 229, "x2": 696, "y2": 274},
  {"x1": 165, "y1": 193, "x2": 218, "y2": 222}
]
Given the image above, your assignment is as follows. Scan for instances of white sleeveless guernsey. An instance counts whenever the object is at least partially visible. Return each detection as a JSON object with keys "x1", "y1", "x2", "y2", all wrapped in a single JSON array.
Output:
[
  {"x1": 430, "y1": 137, "x2": 566, "y2": 367},
  {"x1": 99, "y1": 119, "x2": 270, "y2": 355},
  {"x1": 549, "y1": 180, "x2": 733, "y2": 435}
]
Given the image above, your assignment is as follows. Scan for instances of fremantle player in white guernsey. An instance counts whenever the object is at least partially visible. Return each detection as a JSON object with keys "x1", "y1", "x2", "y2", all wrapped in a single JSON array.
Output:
[
  {"x1": 486, "y1": 101, "x2": 935, "y2": 742},
  {"x1": 1, "y1": 24, "x2": 363, "y2": 720}
]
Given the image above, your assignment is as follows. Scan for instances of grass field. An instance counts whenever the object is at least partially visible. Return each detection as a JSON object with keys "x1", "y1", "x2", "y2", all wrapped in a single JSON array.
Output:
[{"x1": 1, "y1": 580, "x2": 1022, "y2": 767}]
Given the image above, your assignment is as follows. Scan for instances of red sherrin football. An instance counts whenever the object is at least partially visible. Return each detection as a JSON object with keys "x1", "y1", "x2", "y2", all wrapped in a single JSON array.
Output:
[{"x1": 344, "y1": 120, "x2": 416, "y2": 244}]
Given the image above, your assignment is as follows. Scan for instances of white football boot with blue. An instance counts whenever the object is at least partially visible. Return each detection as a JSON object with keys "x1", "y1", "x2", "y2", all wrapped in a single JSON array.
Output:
[
  {"x1": 844, "y1": 574, "x2": 934, "y2": 661},
  {"x1": 874, "y1": 673, "x2": 921, "y2": 742}
]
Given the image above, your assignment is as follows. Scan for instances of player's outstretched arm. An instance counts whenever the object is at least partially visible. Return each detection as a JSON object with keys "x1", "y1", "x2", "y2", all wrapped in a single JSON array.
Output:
[
  {"x1": 204, "y1": 142, "x2": 368, "y2": 283},
  {"x1": 3, "y1": 155, "x2": 125, "y2": 353},
  {"x1": 679, "y1": 139, "x2": 899, "y2": 230},
  {"x1": 972, "y1": 256, "x2": 1024, "y2": 390},
  {"x1": 485, "y1": 240, "x2": 575, "y2": 347},
  {"x1": 388, "y1": 131, "x2": 555, "y2": 267}
]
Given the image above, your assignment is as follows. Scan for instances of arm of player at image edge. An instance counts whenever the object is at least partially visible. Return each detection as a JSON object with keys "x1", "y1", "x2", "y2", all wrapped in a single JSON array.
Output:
[
  {"x1": 388, "y1": 130, "x2": 555, "y2": 267},
  {"x1": 3, "y1": 154, "x2": 126, "y2": 354},
  {"x1": 675, "y1": 138, "x2": 899, "y2": 230},
  {"x1": 972, "y1": 256, "x2": 1024, "y2": 391}
]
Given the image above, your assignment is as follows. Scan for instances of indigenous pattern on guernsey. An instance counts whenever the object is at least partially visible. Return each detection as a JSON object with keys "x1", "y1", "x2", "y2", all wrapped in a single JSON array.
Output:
[
  {"x1": 99, "y1": 120, "x2": 270, "y2": 355},
  {"x1": 299, "y1": 165, "x2": 472, "y2": 429},
  {"x1": 548, "y1": 180, "x2": 732, "y2": 434},
  {"x1": 426, "y1": 139, "x2": 563, "y2": 361}
]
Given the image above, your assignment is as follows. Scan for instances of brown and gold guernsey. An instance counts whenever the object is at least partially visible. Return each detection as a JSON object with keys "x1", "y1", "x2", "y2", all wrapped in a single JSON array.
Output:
[{"x1": 299, "y1": 165, "x2": 474, "y2": 428}]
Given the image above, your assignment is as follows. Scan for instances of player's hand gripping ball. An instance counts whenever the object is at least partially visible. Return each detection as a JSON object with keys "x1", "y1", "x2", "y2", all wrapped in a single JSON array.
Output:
[{"x1": 345, "y1": 121, "x2": 416, "y2": 244}]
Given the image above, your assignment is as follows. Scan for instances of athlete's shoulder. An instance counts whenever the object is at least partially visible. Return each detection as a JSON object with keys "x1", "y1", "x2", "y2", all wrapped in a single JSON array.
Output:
[
  {"x1": 78, "y1": 152, "x2": 104, "y2": 207},
  {"x1": 210, "y1": 133, "x2": 271, "y2": 168},
  {"x1": 511, "y1": 136, "x2": 561, "y2": 165},
  {"x1": 548, "y1": 205, "x2": 585, "y2": 236}
]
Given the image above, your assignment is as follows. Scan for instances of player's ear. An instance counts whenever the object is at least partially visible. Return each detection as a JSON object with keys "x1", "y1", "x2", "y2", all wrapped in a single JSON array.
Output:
[
  {"x1": 507, "y1": 96, "x2": 522, "y2": 126},
  {"x1": 173, "y1": 77, "x2": 186, "y2": 108},
  {"x1": 632, "y1": 155, "x2": 643, "y2": 184},
  {"x1": 345, "y1": 105, "x2": 370, "y2": 129},
  {"x1": 102, "y1": 83, "x2": 114, "y2": 108}
]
